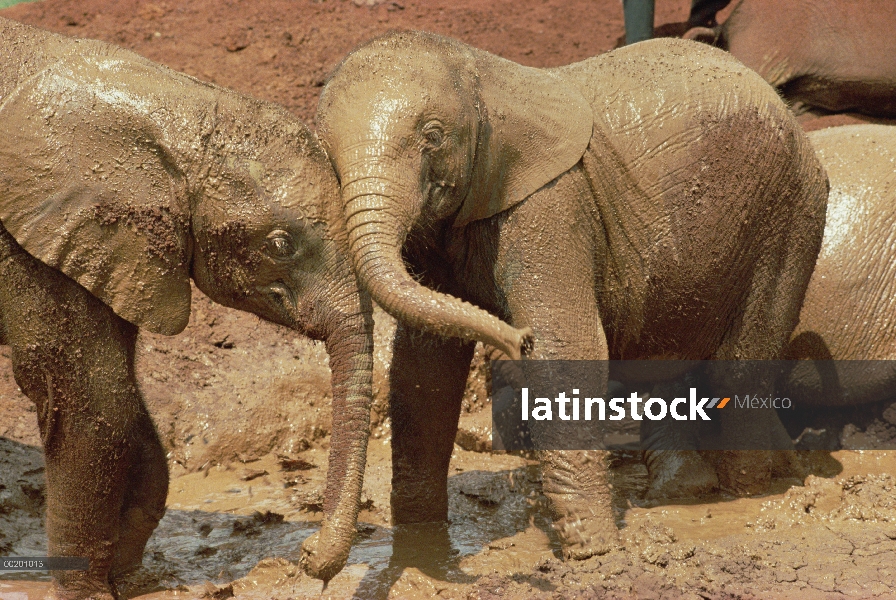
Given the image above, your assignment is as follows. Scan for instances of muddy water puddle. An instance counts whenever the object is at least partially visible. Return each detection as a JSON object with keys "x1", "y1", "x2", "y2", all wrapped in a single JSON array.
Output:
[{"x1": 3, "y1": 447, "x2": 896, "y2": 598}]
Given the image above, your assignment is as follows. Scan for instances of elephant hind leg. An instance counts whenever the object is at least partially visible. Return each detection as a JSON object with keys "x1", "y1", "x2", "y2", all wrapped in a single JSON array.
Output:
[
  {"x1": 705, "y1": 216, "x2": 821, "y2": 494},
  {"x1": 640, "y1": 379, "x2": 719, "y2": 500},
  {"x1": 110, "y1": 409, "x2": 168, "y2": 578}
]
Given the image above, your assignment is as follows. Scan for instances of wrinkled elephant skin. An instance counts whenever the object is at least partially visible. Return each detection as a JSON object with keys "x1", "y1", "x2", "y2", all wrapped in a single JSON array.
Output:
[
  {"x1": 643, "y1": 125, "x2": 896, "y2": 496},
  {"x1": 0, "y1": 18, "x2": 373, "y2": 598},
  {"x1": 685, "y1": 0, "x2": 896, "y2": 117},
  {"x1": 316, "y1": 32, "x2": 828, "y2": 559}
]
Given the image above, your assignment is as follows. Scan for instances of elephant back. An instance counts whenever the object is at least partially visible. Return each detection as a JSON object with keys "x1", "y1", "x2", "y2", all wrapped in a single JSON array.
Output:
[
  {"x1": 0, "y1": 18, "x2": 71, "y2": 103},
  {"x1": 793, "y1": 124, "x2": 896, "y2": 363}
]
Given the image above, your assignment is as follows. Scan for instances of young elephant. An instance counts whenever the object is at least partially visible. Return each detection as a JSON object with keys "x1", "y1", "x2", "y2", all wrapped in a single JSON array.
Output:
[
  {"x1": 685, "y1": 0, "x2": 896, "y2": 117},
  {"x1": 316, "y1": 32, "x2": 827, "y2": 560},
  {"x1": 645, "y1": 125, "x2": 896, "y2": 486},
  {"x1": 0, "y1": 18, "x2": 371, "y2": 597},
  {"x1": 783, "y1": 124, "x2": 896, "y2": 401}
]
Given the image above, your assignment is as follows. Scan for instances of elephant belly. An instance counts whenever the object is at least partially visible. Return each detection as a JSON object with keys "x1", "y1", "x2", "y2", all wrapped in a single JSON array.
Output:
[{"x1": 604, "y1": 262, "x2": 751, "y2": 361}]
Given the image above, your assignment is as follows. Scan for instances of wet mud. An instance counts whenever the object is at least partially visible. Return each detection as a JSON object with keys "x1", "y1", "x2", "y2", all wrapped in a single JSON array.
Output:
[
  {"x1": 1, "y1": 0, "x2": 896, "y2": 598},
  {"x1": 4, "y1": 433, "x2": 896, "y2": 599}
]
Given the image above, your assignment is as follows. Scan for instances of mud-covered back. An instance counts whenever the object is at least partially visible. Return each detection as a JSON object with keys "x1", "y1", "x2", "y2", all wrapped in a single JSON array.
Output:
[
  {"x1": 794, "y1": 124, "x2": 896, "y2": 361},
  {"x1": 0, "y1": 18, "x2": 69, "y2": 101}
]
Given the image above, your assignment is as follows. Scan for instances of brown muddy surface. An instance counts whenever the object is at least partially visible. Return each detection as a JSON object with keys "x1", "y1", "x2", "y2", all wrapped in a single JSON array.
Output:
[{"x1": 1, "y1": 0, "x2": 896, "y2": 598}]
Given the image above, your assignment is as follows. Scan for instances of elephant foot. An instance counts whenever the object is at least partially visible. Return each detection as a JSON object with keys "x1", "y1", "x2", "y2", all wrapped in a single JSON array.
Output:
[
  {"x1": 772, "y1": 449, "x2": 807, "y2": 478},
  {"x1": 45, "y1": 578, "x2": 116, "y2": 600},
  {"x1": 644, "y1": 450, "x2": 719, "y2": 500},
  {"x1": 552, "y1": 508, "x2": 618, "y2": 560},
  {"x1": 539, "y1": 450, "x2": 619, "y2": 560},
  {"x1": 700, "y1": 450, "x2": 766, "y2": 495},
  {"x1": 704, "y1": 450, "x2": 806, "y2": 496}
]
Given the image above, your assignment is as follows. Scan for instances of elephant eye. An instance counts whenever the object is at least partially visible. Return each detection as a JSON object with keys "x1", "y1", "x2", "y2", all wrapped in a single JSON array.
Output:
[
  {"x1": 422, "y1": 121, "x2": 445, "y2": 149},
  {"x1": 264, "y1": 229, "x2": 297, "y2": 260}
]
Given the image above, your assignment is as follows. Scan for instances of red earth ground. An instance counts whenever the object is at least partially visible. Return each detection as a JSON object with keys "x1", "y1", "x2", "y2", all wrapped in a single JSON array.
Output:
[{"x1": 1, "y1": 1, "x2": 896, "y2": 599}]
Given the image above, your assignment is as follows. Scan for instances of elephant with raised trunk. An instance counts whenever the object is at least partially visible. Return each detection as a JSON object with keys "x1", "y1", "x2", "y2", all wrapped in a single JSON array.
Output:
[
  {"x1": 685, "y1": 0, "x2": 896, "y2": 117},
  {"x1": 316, "y1": 32, "x2": 828, "y2": 560},
  {"x1": 0, "y1": 18, "x2": 371, "y2": 597}
]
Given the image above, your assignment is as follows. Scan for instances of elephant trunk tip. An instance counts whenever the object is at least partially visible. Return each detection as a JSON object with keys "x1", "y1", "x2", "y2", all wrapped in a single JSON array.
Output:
[
  {"x1": 683, "y1": 26, "x2": 720, "y2": 46},
  {"x1": 518, "y1": 326, "x2": 536, "y2": 358},
  {"x1": 497, "y1": 325, "x2": 535, "y2": 360}
]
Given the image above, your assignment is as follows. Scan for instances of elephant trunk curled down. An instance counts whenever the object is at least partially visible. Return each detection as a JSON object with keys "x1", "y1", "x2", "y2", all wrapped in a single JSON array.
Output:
[
  {"x1": 339, "y1": 168, "x2": 535, "y2": 360},
  {"x1": 0, "y1": 17, "x2": 371, "y2": 596},
  {"x1": 317, "y1": 32, "x2": 827, "y2": 560}
]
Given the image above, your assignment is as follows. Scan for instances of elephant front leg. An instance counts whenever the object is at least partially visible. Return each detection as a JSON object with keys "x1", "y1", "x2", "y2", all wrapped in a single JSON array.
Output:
[
  {"x1": 110, "y1": 410, "x2": 168, "y2": 578},
  {"x1": 16, "y1": 358, "x2": 146, "y2": 600},
  {"x1": 3, "y1": 282, "x2": 163, "y2": 599},
  {"x1": 493, "y1": 170, "x2": 620, "y2": 559},
  {"x1": 388, "y1": 323, "x2": 475, "y2": 523},
  {"x1": 538, "y1": 449, "x2": 617, "y2": 559}
]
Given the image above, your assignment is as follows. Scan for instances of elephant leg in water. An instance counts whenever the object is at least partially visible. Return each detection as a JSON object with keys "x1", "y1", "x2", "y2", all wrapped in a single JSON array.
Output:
[
  {"x1": 490, "y1": 173, "x2": 617, "y2": 557},
  {"x1": 641, "y1": 233, "x2": 814, "y2": 497},
  {"x1": 388, "y1": 325, "x2": 474, "y2": 523},
  {"x1": 0, "y1": 230, "x2": 167, "y2": 599},
  {"x1": 388, "y1": 171, "x2": 618, "y2": 556}
]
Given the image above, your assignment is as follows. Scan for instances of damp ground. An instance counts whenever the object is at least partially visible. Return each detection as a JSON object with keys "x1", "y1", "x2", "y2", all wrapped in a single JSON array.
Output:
[
  {"x1": 2, "y1": 0, "x2": 896, "y2": 598},
  {"x1": 4, "y1": 435, "x2": 896, "y2": 599}
]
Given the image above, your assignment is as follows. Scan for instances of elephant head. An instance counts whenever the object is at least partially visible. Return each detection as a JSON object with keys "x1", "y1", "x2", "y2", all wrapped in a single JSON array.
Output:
[
  {"x1": 0, "y1": 51, "x2": 370, "y2": 581},
  {"x1": 316, "y1": 31, "x2": 594, "y2": 358}
]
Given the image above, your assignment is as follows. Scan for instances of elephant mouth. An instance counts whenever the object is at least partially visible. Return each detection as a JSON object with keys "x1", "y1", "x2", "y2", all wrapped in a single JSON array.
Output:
[
  {"x1": 424, "y1": 179, "x2": 458, "y2": 218},
  {"x1": 262, "y1": 280, "x2": 298, "y2": 317}
]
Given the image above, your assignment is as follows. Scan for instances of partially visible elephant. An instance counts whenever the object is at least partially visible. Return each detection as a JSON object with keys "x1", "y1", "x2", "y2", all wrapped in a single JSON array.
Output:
[
  {"x1": 315, "y1": 32, "x2": 827, "y2": 560},
  {"x1": 641, "y1": 125, "x2": 896, "y2": 495},
  {"x1": 0, "y1": 18, "x2": 372, "y2": 597},
  {"x1": 783, "y1": 124, "x2": 896, "y2": 403},
  {"x1": 684, "y1": 0, "x2": 896, "y2": 117}
]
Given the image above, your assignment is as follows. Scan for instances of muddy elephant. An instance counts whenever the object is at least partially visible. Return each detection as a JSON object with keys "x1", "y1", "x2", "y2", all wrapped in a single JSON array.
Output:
[
  {"x1": 783, "y1": 124, "x2": 896, "y2": 402},
  {"x1": 314, "y1": 32, "x2": 828, "y2": 560},
  {"x1": 642, "y1": 124, "x2": 896, "y2": 493},
  {"x1": 685, "y1": 0, "x2": 896, "y2": 117},
  {"x1": 0, "y1": 18, "x2": 372, "y2": 597}
]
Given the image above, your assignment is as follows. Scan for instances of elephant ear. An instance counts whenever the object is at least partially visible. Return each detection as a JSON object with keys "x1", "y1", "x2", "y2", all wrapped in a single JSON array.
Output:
[
  {"x1": 453, "y1": 50, "x2": 593, "y2": 227},
  {"x1": 0, "y1": 59, "x2": 193, "y2": 335}
]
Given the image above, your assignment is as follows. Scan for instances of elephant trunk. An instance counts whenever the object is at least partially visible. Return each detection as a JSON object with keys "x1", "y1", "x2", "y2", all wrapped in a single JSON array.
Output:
[
  {"x1": 299, "y1": 293, "x2": 374, "y2": 582},
  {"x1": 342, "y1": 176, "x2": 533, "y2": 359}
]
